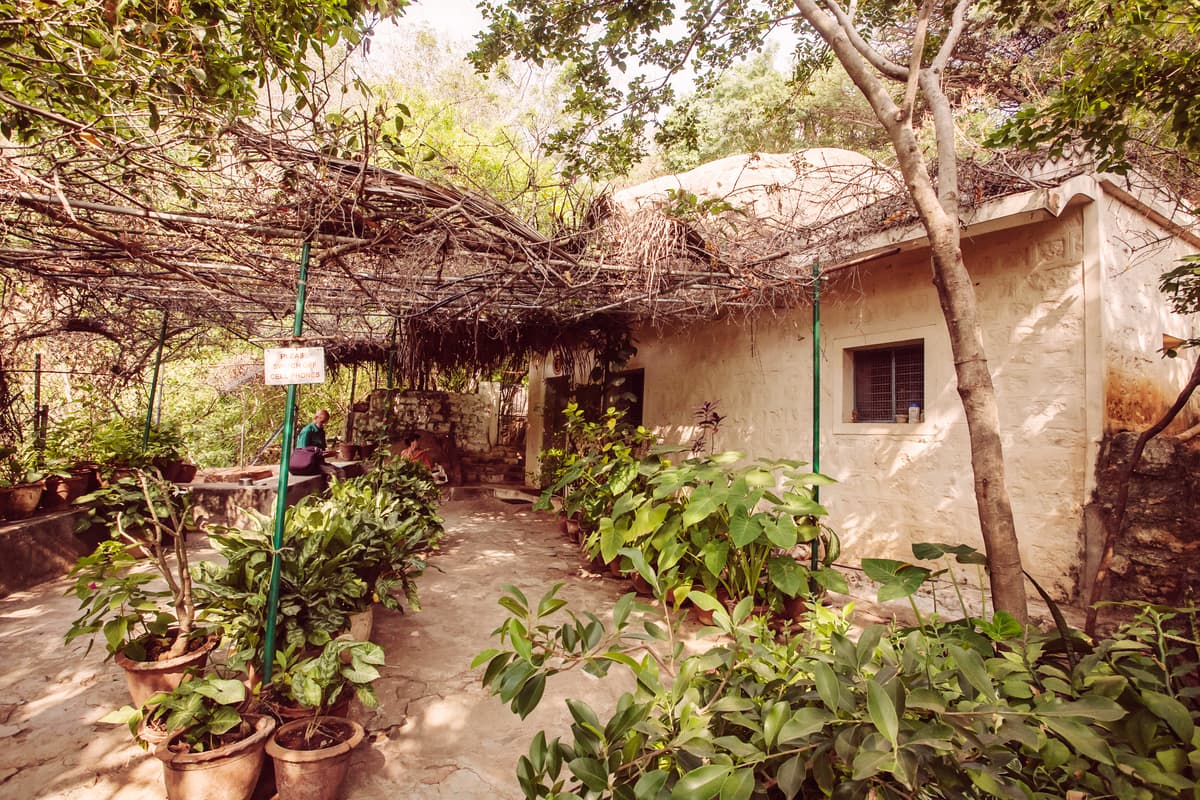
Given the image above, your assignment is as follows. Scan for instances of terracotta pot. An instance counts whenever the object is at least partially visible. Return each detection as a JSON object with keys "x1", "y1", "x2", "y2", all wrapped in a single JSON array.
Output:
[
  {"x1": 336, "y1": 443, "x2": 357, "y2": 461},
  {"x1": 3, "y1": 482, "x2": 43, "y2": 520},
  {"x1": 116, "y1": 634, "x2": 218, "y2": 708},
  {"x1": 630, "y1": 572, "x2": 654, "y2": 597},
  {"x1": 779, "y1": 595, "x2": 808, "y2": 623},
  {"x1": 174, "y1": 463, "x2": 198, "y2": 483},
  {"x1": 156, "y1": 713, "x2": 276, "y2": 800},
  {"x1": 267, "y1": 716, "x2": 365, "y2": 800},
  {"x1": 40, "y1": 473, "x2": 89, "y2": 510},
  {"x1": 346, "y1": 606, "x2": 374, "y2": 642}
]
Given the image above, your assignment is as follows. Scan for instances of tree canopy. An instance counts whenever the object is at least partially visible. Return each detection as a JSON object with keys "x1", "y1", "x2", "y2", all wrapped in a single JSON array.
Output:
[
  {"x1": 989, "y1": 0, "x2": 1200, "y2": 171},
  {"x1": 0, "y1": 0, "x2": 401, "y2": 139}
]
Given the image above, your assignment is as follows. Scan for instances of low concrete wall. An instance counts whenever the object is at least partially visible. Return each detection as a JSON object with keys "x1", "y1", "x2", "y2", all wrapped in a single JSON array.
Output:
[{"x1": 0, "y1": 508, "x2": 92, "y2": 597}]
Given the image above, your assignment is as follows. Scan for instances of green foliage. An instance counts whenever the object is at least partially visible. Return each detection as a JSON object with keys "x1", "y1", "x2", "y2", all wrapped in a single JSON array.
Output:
[
  {"x1": 657, "y1": 53, "x2": 891, "y2": 172},
  {"x1": 194, "y1": 467, "x2": 441, "y2": 671},
  {"x1": 988, "y1": 0, "x2": 1200, "y2": 170},
  {"x1": 102, "y1": 673, "x2": 249, "y2": 752},
  {"x1": 478, "y1": 576, "x2": 1200, "y2": 799},
  {"x1": 1160, "y1": 254, "x2": 1200, "y2": 353},
  {"x1": 65, "y1": 539, "x2": 171, "y2": 660},
  {"x1": 65, "y1": 469, "x2": 203, "y2": 659},
  {"x1": 534, "y1": 402, "x2": 660, "y2": 529},
  {"x1": 269, "y1": 637, "x2": 387, "y2": 714},
  {"x1": 0, "y1": 0, "x2": 403, "y2": 140}
]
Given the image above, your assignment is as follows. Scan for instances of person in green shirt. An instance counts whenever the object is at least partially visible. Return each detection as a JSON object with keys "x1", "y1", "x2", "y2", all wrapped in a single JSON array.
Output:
[{"x1": 296, "y1": 409, "x2": 329, "y2": 450}]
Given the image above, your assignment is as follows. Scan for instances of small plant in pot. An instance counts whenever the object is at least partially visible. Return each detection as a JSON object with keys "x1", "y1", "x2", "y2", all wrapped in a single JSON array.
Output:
[
  {"x1": 65, "y1": 469, "x2": 216, "y2": 706},
  {"x1": 105, "y1": 673, "x2": 277, "y2": 800},
  {"x1": 265, "y1": 637, "x2": 384, "y2": 800}
]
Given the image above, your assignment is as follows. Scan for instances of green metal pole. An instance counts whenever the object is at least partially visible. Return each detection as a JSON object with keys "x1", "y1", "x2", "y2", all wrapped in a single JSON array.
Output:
[
  {"x1": 33, "y1": 354, "x2": 43, "y2": 467},
  {"x1": 263, "y1": 242, "x2": 311, "y2": 684},
  {"x1": 811, "y1": 261, "x2": 821, "y2": 573},
  {"x1": 142, "y1": 313, "x2": 169, "y2": 452},
  {"x1": 386, "y1": 317, "x2": 397, "y2": 390}
]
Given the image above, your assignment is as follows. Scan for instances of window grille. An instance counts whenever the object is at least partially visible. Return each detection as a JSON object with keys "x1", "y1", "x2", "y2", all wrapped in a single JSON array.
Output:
[{"x1": 852, "y1": 343, "x2": 924, "y2": 422}]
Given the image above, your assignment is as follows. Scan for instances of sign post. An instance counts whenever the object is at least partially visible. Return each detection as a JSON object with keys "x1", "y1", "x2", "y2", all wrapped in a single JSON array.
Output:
[{"x1": 262, "y1": 242, "x2": 313, "y2": 685}]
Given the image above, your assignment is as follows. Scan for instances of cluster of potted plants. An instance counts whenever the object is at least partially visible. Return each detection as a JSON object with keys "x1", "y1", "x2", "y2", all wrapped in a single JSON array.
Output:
[
  {"x1": 538, "y1": 403, "x2": 845, "y2": 622},
  {"x1": 0, "y1": 415, "x2": 198, "y2": 523},
  {"x1": 64, "y1": 457, "x2": 443, "y2": 800}
]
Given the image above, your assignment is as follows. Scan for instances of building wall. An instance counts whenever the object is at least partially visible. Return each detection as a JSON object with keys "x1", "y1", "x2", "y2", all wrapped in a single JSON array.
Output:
[
  {"x1": 612, "y1": 213, "x2": 1090, "y2": 599},
  {"x1": 1098, "y1": 191, "x2": 1200, "y2": 432}
]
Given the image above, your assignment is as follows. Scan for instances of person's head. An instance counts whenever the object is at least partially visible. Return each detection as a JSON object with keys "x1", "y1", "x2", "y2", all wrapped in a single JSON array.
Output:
[
  {"x1": 314, "y1": 410, "x2": 330, "y2": 427},
  {"x1": 404, "y1": 431, "x2": 420, "y2": 447}
]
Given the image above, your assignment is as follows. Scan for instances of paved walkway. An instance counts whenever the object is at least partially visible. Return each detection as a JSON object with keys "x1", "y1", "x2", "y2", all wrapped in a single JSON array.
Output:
[{"x1": 0, "y1": 496, "x2": 640, "y2": 799}]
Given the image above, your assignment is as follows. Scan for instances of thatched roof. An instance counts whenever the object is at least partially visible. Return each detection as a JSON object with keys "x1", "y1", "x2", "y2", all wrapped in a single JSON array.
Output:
[{"x1": 6, "y1": 121, "x2": 1181, "y2": 386}]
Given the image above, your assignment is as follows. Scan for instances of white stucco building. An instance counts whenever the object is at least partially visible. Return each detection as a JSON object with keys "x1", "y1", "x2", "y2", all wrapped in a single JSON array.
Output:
[{"x1": 526, "y1": 151, "x2": 1200, "y2": 601}]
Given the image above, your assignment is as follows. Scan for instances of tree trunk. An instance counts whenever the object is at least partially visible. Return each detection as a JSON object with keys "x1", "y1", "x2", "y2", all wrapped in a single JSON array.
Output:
[{"x1": 794, "y1": 0, "x2": 1028, "y2": 621}]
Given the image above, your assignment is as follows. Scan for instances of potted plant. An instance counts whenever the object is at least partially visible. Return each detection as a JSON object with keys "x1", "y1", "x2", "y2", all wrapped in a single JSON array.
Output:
[
  {"x1": 265, "y1": 638, "x2": 384, "y2": 800},
  {"x1": 65, "y1": 469, "x2": 216, "y2": 706},
  {"x1": 106, "y1": 673, "x2": 276, "y2": 800},
  {"x1": 0, "y1": 444, "x2": 45, "y2": 520}
]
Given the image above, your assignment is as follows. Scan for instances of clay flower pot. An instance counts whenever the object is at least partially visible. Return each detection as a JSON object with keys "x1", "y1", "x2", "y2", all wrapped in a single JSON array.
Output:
[
  {"x1": 156, "y1": 713, "x2": 276, "y2": 800},
  {"x1": 115, "y1": 634, "x2": 218, "y2": 708},
  {"x1": 267, "y1": 716, "x2": 365, "y2": 800},
  {"x1": 4, "y1": 482, "x2": 44, "y2": 520},
  {"x1": 346, "y1": 606, "x2": 374, "y2": 642},
  {"x1": 40, "y1": 473, "x2": 89, "y2": 510}
]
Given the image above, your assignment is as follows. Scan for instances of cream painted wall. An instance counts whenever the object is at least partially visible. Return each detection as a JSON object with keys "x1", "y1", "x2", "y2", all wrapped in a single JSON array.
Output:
[
  {"x1": 1098, "y1": 193, "x2": 1200, "y2": 431},
  {"x1": 615, "y1": 213, "x2": 1091, "y2": 599},
  {"x1": 527, "y1": 196, "x2": 1197, "y2": 601}
]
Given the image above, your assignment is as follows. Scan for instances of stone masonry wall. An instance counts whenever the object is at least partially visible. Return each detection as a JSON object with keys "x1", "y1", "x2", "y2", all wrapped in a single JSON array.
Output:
[
  {"x1": 353, "y1": 388, "x2": 495, "y2": 455},
  {"x1": 1093, "y1": 431, "x2": 1200, "y2": 605}
]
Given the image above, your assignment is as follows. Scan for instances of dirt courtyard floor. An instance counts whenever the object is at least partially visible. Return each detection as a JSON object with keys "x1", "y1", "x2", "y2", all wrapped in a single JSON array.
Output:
[{"x1": 0, "y1": 495, "x2": 656, "y2": 800}]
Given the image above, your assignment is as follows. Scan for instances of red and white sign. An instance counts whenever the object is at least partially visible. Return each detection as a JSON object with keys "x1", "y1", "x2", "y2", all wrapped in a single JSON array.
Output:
[{"x1": 264, "y1": 347, "x2": 326, "y2": 385}]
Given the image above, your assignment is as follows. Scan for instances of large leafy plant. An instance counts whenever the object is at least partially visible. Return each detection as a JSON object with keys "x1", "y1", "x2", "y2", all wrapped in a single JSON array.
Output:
[
  {"x1": 65, "y1": 469, "x2": 205, "y2": 661},
  {"x1": 593, "y1": 452, "x2": 845, "y2": 611},
  {"x1": 476, "y1": 572, "x2": 1200, "y2": 800}
]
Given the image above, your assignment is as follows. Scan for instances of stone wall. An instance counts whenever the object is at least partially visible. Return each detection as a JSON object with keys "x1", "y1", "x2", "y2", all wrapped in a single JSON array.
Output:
[
  {"x1": 1092, "y1": 432, "x2": 1200, "y2": 605},
  {"x1": 350, "y1": 387, "x2": 494, "y2": 454}
]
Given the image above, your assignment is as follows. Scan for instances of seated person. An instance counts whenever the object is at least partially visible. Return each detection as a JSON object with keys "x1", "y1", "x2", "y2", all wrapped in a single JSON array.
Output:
[
  {"x1": 399, "y1": 432, "x2": 432, "y2": 468},
  {"x1": 291, "y1": 409, "x2": 340, "y2": 480}
]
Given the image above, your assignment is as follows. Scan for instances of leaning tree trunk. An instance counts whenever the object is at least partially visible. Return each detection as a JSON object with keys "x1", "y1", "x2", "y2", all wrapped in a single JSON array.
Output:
[{"x1": 796, "y1": 0, "x2": 1028, "y2": 621}]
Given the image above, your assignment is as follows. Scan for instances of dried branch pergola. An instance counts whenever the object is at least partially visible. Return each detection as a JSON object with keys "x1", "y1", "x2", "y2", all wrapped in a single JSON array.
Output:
[
  {"x1": 6, "y1": 113, "x2": 1173, "y2": 389},
  {"x1": 0, "y1": 122, "x2": 828, "y2": 384}
]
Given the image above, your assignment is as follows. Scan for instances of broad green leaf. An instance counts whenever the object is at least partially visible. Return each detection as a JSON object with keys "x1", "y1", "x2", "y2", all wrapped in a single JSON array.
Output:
[
  {"x1": 720, "y1": 768, "x2": 754, "y2": 800},
  {"x1": 778, "y1": 707, "x2": 833, "y2": 743},
  {"x1": 728, "y1": 508, "x2": 759, "y2": 547},
  {"x1": 568, "y1": 757, "x2": 610, "y2": 792},
  {"x1": 812, "y1": 568, "x2": 848, "y2": 594},
  {"x1": 947, "y1": 645, "x2": 997, "y2": 701},
  {"x1": 965, "y1": 765, "x2": 1023, "y2": 799},
  {"x1": 192, "y1": 678, "x2": 246, "y2": 705},
  {"x1": 776, "y1": 754, "x2": 805, "y2": 799},
  {"x1": 764, "y1": 519, "x2": 798, "y2": 549},
  {"x1": 911, "y1": 542, "x2": 988, "y2": 565},
  {"x1": 600, "y1": 518, "x2": 624, "y2": 564},
  {"x1": 850, "y1": 748, "x2": 892, "y2": 781},
  {"x1": 811, "y1": 661, "x2": 842, "y2": 711},
  {"x1": 768, "y1": 556, "x2": 805, "y2": 598},
  {"x1": 635, "y1": 770, "x2": 669, "y2": 799},
  {"x1": 1037, "y1": 696, "x2": 1125, "y2": 722},
  {"x1": 763, "y1": 701, "x2": 788, "y2": 747},
  {"x1": 1141, "y1": 690, "x2": 1194, "y2": 741},
  {"x1": 867, "y1": 679, "x2": 899, "y2": 745},
  {"x1": 1043, "y1": 717, "x2": 1113, "y2": 765},
  {"x1": 671, "y1": 764, "x2": 730, "y2": 800}
]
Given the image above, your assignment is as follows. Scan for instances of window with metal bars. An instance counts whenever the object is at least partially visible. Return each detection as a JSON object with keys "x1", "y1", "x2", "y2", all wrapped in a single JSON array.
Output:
[{"x1": 851, "y1": 342, "x2": 924, "y2": 422}]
